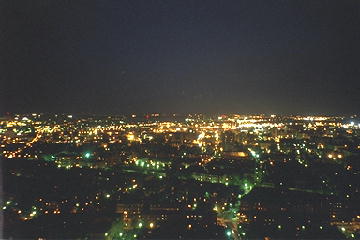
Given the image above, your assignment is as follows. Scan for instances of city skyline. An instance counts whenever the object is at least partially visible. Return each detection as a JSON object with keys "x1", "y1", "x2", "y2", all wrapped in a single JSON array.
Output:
[
  {"x1": 2, "y1": 1, "x2": 360, "y2": 239},
  {"x1": 2, "y1": 113, "x2": 360, "y2": 239}
]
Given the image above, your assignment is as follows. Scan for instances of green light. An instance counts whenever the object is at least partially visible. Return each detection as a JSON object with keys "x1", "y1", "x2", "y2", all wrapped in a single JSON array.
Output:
[
  {"x1": 138, "y1": 222, "x2": 143, "y2": 228},
  {"x1": 341, "y1": 227, "x2": 345, "y2": 232},
  {"x1": 84, "y1": 152, "x2": 91, "y2": 158},
  {"x1": 226, "y1": 229, "x2": 232, "y2": 237},
  {"x1": 119, "y1": 232, "x2": 123, "y2": 237}
]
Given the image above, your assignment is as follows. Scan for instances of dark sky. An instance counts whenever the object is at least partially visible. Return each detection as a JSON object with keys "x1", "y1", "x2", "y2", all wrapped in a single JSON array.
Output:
[{"x1": 1, "y1": 0, "x2": 360, "y2": 115}]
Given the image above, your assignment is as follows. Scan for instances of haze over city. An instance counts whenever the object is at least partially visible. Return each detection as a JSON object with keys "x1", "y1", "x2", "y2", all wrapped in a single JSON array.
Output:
[{"x1": 1, "y1": 1, "x2": 360, "y2": 240}]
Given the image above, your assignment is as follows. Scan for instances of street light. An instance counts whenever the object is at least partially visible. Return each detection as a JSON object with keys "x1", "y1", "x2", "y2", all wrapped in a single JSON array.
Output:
[{"x1": 226, "y1": 229, "x2": 232, "y2": 237}]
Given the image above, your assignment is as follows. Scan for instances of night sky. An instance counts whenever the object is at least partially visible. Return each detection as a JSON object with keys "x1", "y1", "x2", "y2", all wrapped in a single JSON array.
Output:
[{"x1": 1, "y1": 0, "x2": 360, "y2": 115}]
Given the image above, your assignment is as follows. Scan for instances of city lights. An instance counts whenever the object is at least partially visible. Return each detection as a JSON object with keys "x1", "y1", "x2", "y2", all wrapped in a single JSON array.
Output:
[
  {"x1": 2, "y1": 113, "x2": 359, "y2": 239},
  {"x1": 2, "y1": 0, "x2": 359, "y2": 238}
]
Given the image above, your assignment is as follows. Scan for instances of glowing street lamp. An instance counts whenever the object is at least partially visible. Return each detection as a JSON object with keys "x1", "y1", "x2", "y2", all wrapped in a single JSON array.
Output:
[{"x1": 226, "y1": 229, "x2": 232, "y2": 237}]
